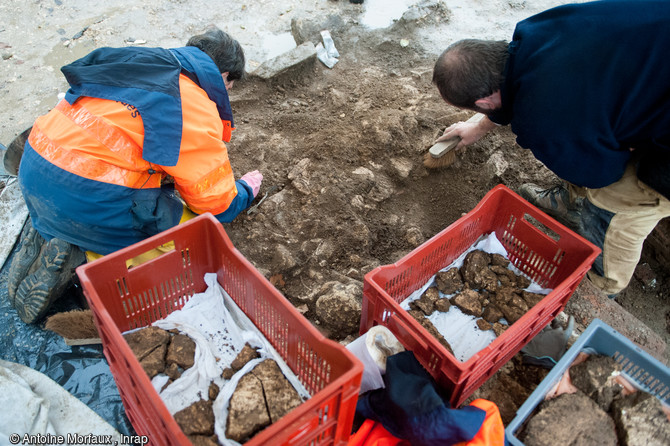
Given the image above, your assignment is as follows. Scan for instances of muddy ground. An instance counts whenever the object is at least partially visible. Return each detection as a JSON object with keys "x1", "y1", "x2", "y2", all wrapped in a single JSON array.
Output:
[
  {"x1": 221, "y1": 11, "x2": 669, "y2": 421},
  {"x1": 1, "y1": 0, "x2": 668, "y2": 430}
]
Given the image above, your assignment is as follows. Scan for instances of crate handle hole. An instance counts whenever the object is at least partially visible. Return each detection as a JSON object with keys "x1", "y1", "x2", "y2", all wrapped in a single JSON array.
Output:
[
  {"x1": 523, "y1": 214, "x2": 560, "y2": 241},
  {"x1": 125, "y1": 241, "x2": 176, "y2": 269}
]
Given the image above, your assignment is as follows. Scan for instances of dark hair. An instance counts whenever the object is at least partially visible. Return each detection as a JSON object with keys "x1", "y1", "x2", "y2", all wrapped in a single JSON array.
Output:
[
  {"x1": 187, "y1": 28, "x2": 246, "y2": 81},
  {"x1": 432, "y1": 39, "x2": 509, "y2": 108}
]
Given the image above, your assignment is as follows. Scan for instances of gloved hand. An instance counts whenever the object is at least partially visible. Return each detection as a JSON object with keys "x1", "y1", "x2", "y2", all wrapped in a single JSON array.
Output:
[
  {"x1": 240, "y1": 170, "x2": 263, "y2": 197},
  {"x1": 521, "y1": 315, "x2": 575, "y2": 369}
]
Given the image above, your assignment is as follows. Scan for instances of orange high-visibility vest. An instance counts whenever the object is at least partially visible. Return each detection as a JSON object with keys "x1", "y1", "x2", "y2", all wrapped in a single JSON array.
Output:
[{"x1": 29, "y1": 73, "x2": 238, "y2": 215}]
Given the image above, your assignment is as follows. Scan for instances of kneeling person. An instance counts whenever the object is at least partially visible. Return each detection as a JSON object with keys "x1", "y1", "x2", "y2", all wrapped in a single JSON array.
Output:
[{"x1": 9, "y1": 28, "x2": 262, "y2": 323}]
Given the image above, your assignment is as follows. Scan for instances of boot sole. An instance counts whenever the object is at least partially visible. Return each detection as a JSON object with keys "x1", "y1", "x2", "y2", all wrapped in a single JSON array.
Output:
[
  {"x1": 14, "y1": 238, "x2": 85, "y2": 324},
  {"x1": 7, "y1": 219, "x2": 44, "y2": 303}
]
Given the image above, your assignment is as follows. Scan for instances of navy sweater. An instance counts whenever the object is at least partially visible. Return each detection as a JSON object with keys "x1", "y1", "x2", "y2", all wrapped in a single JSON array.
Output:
[{"x1": 490, "y1": 0, "x2": 670, "y2": 199}]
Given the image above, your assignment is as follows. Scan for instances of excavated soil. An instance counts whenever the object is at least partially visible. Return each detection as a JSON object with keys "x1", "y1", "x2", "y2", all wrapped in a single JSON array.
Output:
[
  {"x1": 224, "y1": 21, "x2": 554, "y2": 336},
  {"x1": 1, "y1": 0, "x2": 668, "y2": 432},
  {"x1": 222, "y1": 15, "x2": 670, "y2": 342},
  {"x1": 217, "y1": 15, "x2": 670, "y2": 418}
]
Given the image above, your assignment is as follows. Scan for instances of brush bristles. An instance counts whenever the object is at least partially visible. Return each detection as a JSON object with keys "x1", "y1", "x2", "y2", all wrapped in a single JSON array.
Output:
[
  {"x1": 44, "y1": 309, "x2": 99, "y2": 340},
  {"x1": 423, "y1": 150, "x2": 457, "y2": 169}
]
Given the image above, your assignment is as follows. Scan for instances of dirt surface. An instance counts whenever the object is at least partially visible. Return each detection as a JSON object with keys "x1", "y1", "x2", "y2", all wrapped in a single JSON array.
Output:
[
  {"x1": 222, "y1": 7, "x2": 567, "y2": 339},
  {"x1": 1, "y1": 0, "x2": 668, "y2": 430},
  {"x1": 517, "y1": 354, "x2": 670, "y2": 445}
]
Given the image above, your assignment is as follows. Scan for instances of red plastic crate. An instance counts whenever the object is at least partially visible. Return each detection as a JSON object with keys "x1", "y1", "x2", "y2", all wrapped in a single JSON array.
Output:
[
  {"x1": 76, "y1": 213, "x2": 363, "y2": 446},
  {"x1": 360, "y1": 184, "x2": 600, "y2": 407}
]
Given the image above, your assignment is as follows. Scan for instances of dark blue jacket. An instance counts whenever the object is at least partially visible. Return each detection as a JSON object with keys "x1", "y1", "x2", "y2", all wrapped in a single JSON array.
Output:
[
  {"x1": 490, "y1": 0, "x2": 670, "y2": 199},
  {"x1": 356, "y1": 351, "x2": 488, "y2": 445}
]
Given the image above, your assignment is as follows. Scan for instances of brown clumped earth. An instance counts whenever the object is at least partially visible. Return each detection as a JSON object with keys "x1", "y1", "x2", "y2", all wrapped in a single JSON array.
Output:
[
  {"x1": 225, "y1": 12, "x2": 556, "y2": 340},
  {"x1": 125, "y1": 328, "x2": 304, "y2": 444},
  {"x1": 217, "y1": 9, "x2": 670, "y2": 422},
  {"x1": 519, "y1": 354, "x2": 670, "y2": 446},
  {"x1": 406, "y1": 249, "x2": 549, "y2": 355},
  {"x1": 219, "y1": 7, "x2": 669, "y2": 350}
]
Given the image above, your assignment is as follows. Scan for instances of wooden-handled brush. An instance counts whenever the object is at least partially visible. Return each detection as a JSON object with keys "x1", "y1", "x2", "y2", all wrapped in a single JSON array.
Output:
[
  {"x1": 423, "y1": 136, "x2": 461, "y2": 169},
  {"x1": 423, "y1": 113, "x2": 485, "y2": 169}
]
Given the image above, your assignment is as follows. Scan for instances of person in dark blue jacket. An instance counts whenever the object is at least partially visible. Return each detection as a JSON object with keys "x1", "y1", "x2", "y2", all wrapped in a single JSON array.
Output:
[{"x1": 431, "y1": 0, "x2": 670, "y2": 297}]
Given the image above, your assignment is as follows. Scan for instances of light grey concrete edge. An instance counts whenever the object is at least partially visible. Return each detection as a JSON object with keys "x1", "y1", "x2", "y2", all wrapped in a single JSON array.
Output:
[{"x1": 251, "y1": 42, "x2": 317, "y2": 80}]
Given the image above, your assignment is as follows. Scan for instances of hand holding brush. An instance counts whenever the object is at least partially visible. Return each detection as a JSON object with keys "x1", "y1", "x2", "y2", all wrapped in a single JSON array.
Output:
[{"x1": 423, "y1": 113, "x2": 491, "y2": 169}]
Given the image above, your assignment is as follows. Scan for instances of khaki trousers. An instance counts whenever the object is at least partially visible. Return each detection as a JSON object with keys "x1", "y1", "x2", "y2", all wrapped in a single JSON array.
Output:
[{"x1": 577, "y1": 164, "x2": 670, "y2": 295}]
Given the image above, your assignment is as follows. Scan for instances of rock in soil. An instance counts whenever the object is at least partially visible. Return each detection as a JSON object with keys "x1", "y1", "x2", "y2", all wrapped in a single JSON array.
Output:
[
  {"x1": 125, "y1": 327, "x2": 199, "y2": 379},
  {"x1": 137, "y1": 343, "x2": 168, "y2": 379},
  {"x1": 482, "y1": 304, "x2": 504, "y2": 324},
  {"x1": 461, "y1": 250, "x2": 492, "y2": 287},
  {"x1": 222, "y1": 342, "x2": 261, "y2": 379},
  {"x1": 492, "y1": 322, "x2": 508, "y2": 337},
  {"x1": 452, "y1": 289, "x2": 483, "y2": 317},
  {"x1": 569, "y1": 355, "x2": 623, "y2": 412},
  {"x1": 410, "y1": 289, "x2": 437, "y2": 315},
  {"x1": 496, "y1": 295, "x2": 527, "y2": 325},
  {"x1": 611, "y1": 391, "x2": 670, "y2": 446},
  {"x1": 166, "y1": 333, "x2": 197, "y2": 369},
  {"x1": 165, "y1": 362, "x2": 182, "y2": 381},
  {"x1": 435, "y1": 268, "x2": 463, "y2": 295},
  {"x1": 521, "y1": 290, "x2": 545, "y2": 308},
  {"x1": 434, "y1": 297, "x2": 451, "y2": 312},
  {"x1": 230, "y1": 343, "x2": 261, "y2": 371},
  {"x1": 251, "y1": 359, "x2": 303, "y2": 422},
  {"x1": 521, "y1": 392, "x2": 618, "y2": 446},
  {"x1": 124, "y1": 326, "x2": 170, "y2": 358},
  {"x1": 226, "y1": 372, "x2": 269, "y2": 442},
  {"x1": 422, "y1": 286, "x2": 441, "y2": 303},
  {"x1": 226, "y1": 359, "x2": 303, "y2": 442},
  {"x1": 124, "y1": 326, "x2": 171, "y2": 378},
  {"x1": 491, "y1": 253, "x2": 510, "y2": 268},
  {"x1": 208, "y1": 382, "x2": 220, "y2": 401},
  {"x1": 314, "y1": 281, "x2": 363, "y2": 335},
  {"x1": 476, "y1": 318, "x2": 492, "y2": 331},
  {"x1": 174, "y1": 399, "x2": 215, "y2": 436}
]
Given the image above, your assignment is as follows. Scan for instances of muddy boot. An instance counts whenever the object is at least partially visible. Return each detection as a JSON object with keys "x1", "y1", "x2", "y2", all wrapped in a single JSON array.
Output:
[
  {"x1": 12, "y1": 237, "x2": 86, "y2": 324},
  {"x1": 518, "y1": 182, "x2": 584, "y2": 230},
  {"x1": 7, "y1": 218, "x2": 45, "y2": 303}
]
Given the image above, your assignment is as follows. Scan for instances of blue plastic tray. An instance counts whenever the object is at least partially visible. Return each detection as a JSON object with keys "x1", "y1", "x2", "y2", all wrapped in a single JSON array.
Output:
[{"x1": 505, "y1": 318, "x2": 670, "y2": 445}]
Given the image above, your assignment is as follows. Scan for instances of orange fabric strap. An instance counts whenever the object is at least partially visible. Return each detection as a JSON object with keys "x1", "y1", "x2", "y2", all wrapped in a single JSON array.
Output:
[{"x1": 222, "y1": 119, "x2": 233, "y2": 142}]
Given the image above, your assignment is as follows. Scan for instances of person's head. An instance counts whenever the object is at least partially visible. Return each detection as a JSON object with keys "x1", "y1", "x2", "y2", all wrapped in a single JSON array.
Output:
[
  {"x1": 432, "y1": 39, "x2": 508, "y2": 113},
  {"x1": 187, "y1": 28, "x2": 245, "y2": 89}
]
